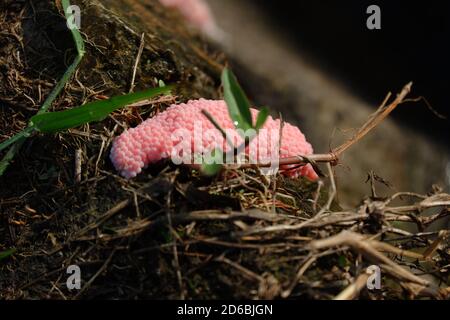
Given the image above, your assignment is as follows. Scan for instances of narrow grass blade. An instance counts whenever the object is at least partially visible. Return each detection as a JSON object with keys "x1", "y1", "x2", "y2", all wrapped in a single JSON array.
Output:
[
  {"x1": 0, "y1": 0, "x2": 85, "y2": 176},
  {"x1": 0, "y1": 248, "x2": 16, "y2": 262},
  {"x1": 30, "y1": 86, "x2": 173, "y2": 133},
  {"x1": 222, "y1": 68, "x2": 253, "y2": 132},
  {"x1": 38, "y1": 0, "x2": 85, "y2": 116},
  {"x1": 254, "y1": 107, "x2": 269, "y2": 131},
  {"x1": 0, "y1": 127, "x2": 35, "y2": 153}
]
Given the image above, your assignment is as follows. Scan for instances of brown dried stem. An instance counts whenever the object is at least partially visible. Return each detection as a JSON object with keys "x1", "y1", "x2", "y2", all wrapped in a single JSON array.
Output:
[{"x1": 223, "y1": 82, "x2": 413, "y2": 170}]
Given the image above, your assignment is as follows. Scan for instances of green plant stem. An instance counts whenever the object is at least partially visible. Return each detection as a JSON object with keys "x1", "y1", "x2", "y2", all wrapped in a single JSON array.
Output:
[
  {"x1": 0, "y1": 0, "x2": 85, "y2": 176},
  {"x1": 0, "y1": 248, "x2": 16, "y2": 261},
  {"x1": 0, "y1": 127, "x2": 35, "y2": 153}
]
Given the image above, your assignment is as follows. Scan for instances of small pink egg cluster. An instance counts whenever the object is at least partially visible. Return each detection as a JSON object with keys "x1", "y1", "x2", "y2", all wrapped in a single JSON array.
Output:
[{"x1": 110, "y1": 99, "x2": 318, "y2": 180}]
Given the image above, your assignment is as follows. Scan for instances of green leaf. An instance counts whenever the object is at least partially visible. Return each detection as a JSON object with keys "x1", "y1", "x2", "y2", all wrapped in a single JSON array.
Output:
[
  {"x1": 201, "y1": 163, "x2": 222, "y2": 176},
  {"x1": 221, "y1": 68, "x2": 253, "y2": 132},
  {"x1": 254, "y1": 107, "x2": 269, "y2": 131},
  {"x1": 0, "y1": 248, "x2": 16, "y2": 262},
  {"x1": 338, "y1": 255, "x2": 349, "y2": 269},
  {"x1": 30, "y1": 86, "x2": 173, "y2": 133},
  {"x1": 200, "y1": 148, "x2": 223, "y2": 176}
]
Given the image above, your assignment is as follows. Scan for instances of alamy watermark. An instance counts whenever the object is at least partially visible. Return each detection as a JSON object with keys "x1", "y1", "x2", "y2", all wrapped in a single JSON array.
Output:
[
  {"x1": 63, "y1": 264, "x2": 380, "y2": 292},
  {"x1": 66, "y1": 264, "x2": 81, "y2": 290},
  {"x1": 367, "y1": 5, "x2": 381, "y2": 30},
  {"x1": 366, "y1": 265, "x2": 381, "y2": 290},
  {"x1": 66, "y1": 5, "x2": 81, "y2": 30}
]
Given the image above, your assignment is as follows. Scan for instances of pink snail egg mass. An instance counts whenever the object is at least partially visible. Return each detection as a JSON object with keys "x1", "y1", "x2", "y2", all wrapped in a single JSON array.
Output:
[{"x1": 110, "y1": 99, "x2": 318, "y2": 180}]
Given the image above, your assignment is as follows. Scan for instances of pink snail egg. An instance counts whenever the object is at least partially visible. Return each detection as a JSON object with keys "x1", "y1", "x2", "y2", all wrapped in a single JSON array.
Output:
[{"x1": 110, "y1": 99, "x2": 318, "y2": 180}]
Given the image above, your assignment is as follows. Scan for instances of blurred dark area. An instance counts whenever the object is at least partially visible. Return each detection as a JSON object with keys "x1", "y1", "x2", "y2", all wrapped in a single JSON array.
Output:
[{"x1": 259, "y1": 0, "x2": 449, "y2": 144}]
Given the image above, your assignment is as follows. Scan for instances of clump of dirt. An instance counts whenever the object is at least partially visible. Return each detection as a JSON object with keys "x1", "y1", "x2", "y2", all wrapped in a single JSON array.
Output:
[{"x1": 0, "y1": 0, "x2": 449, "y2": 300}]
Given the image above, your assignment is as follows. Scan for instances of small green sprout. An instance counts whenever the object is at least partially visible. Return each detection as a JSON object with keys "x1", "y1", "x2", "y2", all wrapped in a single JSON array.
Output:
[
  {"x1": 201, "y1": 68, "x2": 270, "y2": 176},
  {"x1": 0, "y1": 248, "x2": 16, "y2": 262}
]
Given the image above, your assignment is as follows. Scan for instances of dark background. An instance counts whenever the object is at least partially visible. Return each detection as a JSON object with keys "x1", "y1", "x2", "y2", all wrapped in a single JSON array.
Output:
[{"x1": 259, "y1": 0, "x2": 449, "y2": 143}]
